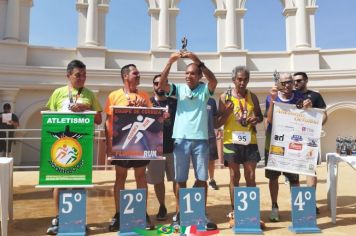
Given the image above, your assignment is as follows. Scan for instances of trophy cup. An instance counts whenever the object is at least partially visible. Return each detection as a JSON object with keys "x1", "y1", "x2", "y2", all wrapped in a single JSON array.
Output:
[
  {"x1": 238, "y1": 110, "x2": 248, "y2": 127},
  {"x1": 225, "y1": 85, "x2": 234, "y2": 108},
  {"x1": 351, "y1": 137, "x2": 356, "y2": 156},
  {"x1": 273, "y1": 69, "x2": 280, "y2": 89},
  {"x1": 181, "y1": 36, "x2": 188, "y2": 52}
]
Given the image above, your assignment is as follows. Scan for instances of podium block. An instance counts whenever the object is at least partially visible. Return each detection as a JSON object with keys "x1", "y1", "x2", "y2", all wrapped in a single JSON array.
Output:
[{"x1": 289, "y1": 187, "x2": 321, "y2": 233}]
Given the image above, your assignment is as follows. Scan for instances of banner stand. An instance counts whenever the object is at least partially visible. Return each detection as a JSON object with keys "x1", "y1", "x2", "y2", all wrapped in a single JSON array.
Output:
[{"x1": 38, "y1": 111, "x2": 96, "y2": 236}]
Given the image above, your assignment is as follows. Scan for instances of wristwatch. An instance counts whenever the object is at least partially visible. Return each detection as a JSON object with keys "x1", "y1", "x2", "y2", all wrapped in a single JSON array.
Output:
[{"x1": 198, "y1": 62, "x2": 205, "y2": 70}]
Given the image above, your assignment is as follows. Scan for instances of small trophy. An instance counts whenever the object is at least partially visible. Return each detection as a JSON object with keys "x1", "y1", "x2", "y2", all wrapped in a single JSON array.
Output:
[
  {"x1": 181, "y1": 36, "x2": 188, "y2": 52},
  {"x1": 295, "y1": 98, "x2": 304, "y2": 109},
  {"x1": 273, "y1": 69, "x2": 280, "y2": 85},
  {"x1": 239, "y1": 110, "x2": 248, "y2": 127},
  {"x1": 225, "y1": 86, "x2": 234, "y2": 108}
]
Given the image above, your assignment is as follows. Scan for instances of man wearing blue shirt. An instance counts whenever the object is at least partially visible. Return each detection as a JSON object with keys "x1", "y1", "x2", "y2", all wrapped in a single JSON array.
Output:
[{"x1": 158, "y1": 51, "x2": 218, "y2": 230}]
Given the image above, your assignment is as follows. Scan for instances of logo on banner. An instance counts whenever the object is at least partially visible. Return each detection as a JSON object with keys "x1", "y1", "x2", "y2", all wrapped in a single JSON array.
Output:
[
  {"x1": 291, "y1": 135, "x2": 303, "y2": 142},
  {"x1": 47, "y1": 125, "x2": 88, "y2": 172},
  {"x1": 307, "y1": 138, "x2": 318, "y2": 147},
  {"x1": 270, "y1": 145, "x2": 285, "y2": 156},
  {"x1": 289, "y1": 142, "x2": 303, "y2": 151},
  {"x1": 121, "y1": 115, "x2": 155, "y2": 149},
  {"x1": 301, "y1": 126, "x2": 314, "y2": 134},
  {"x1": 274, "y1": 134, "x2": 284, "y2": 142}
]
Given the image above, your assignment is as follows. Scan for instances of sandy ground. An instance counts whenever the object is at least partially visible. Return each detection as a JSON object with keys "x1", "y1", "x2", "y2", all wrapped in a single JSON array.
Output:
[{"x1": 2, "y1": 162, "x2": 356, "y2": 235}]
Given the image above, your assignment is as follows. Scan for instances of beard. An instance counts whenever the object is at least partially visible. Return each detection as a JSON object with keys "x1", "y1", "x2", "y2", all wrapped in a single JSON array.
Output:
[{"x1": 155, "y1": 90, "x2": 165, "y2": 96}]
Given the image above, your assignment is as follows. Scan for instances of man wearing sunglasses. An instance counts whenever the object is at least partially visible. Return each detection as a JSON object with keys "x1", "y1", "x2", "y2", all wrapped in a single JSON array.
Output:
[
  {"x1": 264, "y1": 73, "x2": 311, "y2": 222},
  {"x1": 146, "y1": 74, "x2": 177, "y2": 221},
  {"x1": 293, "y1": 71, "x2": 327, "y2": 215}
]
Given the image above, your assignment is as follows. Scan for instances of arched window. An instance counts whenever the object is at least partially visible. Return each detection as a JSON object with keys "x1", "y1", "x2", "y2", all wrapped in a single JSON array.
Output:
[
  {"x1": 316, "y1": 0, "x2": 356, "y2": 49},
  {"x1": 106, "y1": 0, "x2": 150, "y2": 51},
  {"x1": 244, "y1": 0, "x2": 285, "y2": 51},
  {"x1": 176, "y1": 0, "x2": 216, "y2": 52},
  {"x1": 29, "y1": 0, "x2": 77, "y2": 47}
]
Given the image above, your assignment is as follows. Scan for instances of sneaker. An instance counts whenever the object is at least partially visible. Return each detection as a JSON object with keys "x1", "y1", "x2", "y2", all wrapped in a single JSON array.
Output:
[
  {"x1": 269, "y1": 207, "x2": 280, "y2": 222},
  {"x1": 108, "y1": 213, "x2": 120, "y2": 232},
  {"x1": 208, "y1": 179, "x2": 219, "y2": 190},
  {"x1": 227, "y1": 211, "x2": 234, "y2": 228},
  {"x1": 156, "y1": 205, "x2": 167, "y2": 221},
  {"x1": 316, "y1": 207, "x2": 320, "y2": 215},
  {"x1": 171, "y1": 212, "x2": 180, "y2": 228},
  {"x1": 146, "y1": 213, "x2": 155, "y2": 230},
  {"x1": 46, "y1": 216, "x2": 58, "y2": 235},
  {"x1": 46, "y1": 226, "x2": 58, "y2": 235},
  {"x1": 205, "y1": 216, "x2": 218, "y2": 231}
]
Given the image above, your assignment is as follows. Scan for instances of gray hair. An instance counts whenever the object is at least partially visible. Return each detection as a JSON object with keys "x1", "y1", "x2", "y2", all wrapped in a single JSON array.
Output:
[
  {"x1": 279, "y1": 73, "x2": 292, "y2": 82},
  {"x1": 232, "y1": 66, "x2": 250, "y2": 81}
]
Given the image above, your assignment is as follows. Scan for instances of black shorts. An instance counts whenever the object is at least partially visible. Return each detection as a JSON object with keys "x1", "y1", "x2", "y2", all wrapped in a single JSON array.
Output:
[
  {"x1": 208, "y1": 137, "x2": 218, "y2": 161},
  {"x1": 264, "y1": 151, "x2": 299, "y2": 183},
  {"x1": 111, "y1": 160, "x2": 150, "y2": 168},
  {"x1": 223, "y1": 143, "x2": 261, "y2": 166}
]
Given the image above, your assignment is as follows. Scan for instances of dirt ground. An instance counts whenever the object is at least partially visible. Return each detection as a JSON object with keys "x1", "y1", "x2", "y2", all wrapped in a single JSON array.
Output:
[{"x1": 2, "y1": 162, "x2": 356, "y2": 235}]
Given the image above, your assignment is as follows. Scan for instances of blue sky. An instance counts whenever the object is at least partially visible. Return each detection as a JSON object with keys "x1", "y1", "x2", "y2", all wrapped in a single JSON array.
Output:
[{"x1": 29, "y1": 0, "x2": 356, "y2": 52}]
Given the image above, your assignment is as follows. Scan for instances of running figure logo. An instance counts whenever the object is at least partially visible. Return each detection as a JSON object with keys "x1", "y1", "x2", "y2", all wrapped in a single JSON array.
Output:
[
  {"x1": 121, "y1": 115, "x2": 155, "y2": 149},
  {"x1": 48, "y1": 125, "x2": 88, "y2": 168}
]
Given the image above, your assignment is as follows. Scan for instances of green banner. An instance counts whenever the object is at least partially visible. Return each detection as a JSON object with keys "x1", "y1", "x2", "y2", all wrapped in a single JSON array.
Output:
[{"x1": 39, "y1": 112, "x2": 94, "y2": 186}]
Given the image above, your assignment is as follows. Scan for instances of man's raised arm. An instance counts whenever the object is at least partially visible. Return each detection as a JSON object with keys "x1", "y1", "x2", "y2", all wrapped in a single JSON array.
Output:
[
  {"x1": 183, "y1": 51, "x2": 217, "y2": 94},
  {"x1": 159, "y1": 52, "x2": 181, "y2": 94}
]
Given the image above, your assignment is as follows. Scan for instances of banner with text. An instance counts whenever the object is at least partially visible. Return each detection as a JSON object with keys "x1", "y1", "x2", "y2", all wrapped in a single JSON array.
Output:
[
  {"x1": 111, "y1": 106, "x2": 164, "y2": 160},
  {"x1": 39, "y1": 112, "x2": 94, "y2": 186},
  {"x1": 266, "y1": 102, "x2": 324, "y2": 176}
]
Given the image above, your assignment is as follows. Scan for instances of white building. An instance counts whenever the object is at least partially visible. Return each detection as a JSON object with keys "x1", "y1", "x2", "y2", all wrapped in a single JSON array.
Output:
[{"x1": 0, "y1": 0, "x2": 355, "y2": 165}]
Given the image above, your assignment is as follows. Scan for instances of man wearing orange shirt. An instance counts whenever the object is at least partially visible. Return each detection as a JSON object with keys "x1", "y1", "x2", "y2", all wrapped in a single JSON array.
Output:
[{"x1": 105, "y1": 64, "x2": 153, "y2": 232}]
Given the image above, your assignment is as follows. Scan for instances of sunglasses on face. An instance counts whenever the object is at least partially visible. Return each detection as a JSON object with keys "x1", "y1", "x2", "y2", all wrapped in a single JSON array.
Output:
[
  {"x1": 280, "y1": 80, "x2": 293, "y2": 86},
  {"x1": 294, "y1": 79, "x2": 304, "y2": 83}
]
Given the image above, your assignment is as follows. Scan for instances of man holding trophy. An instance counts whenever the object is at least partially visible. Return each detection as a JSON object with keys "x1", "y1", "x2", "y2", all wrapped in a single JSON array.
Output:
[
  {"x1": 216, "y1": 66, "x2": 264, "y2": 226},
  {"x1": 158, "y1": 44, "x2": 218, "y2": 230}
]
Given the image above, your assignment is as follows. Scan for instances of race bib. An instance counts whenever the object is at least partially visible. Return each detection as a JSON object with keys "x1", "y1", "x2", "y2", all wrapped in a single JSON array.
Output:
[{"x1": 232, "y1": 131, "x2": 251, "y2": 145}]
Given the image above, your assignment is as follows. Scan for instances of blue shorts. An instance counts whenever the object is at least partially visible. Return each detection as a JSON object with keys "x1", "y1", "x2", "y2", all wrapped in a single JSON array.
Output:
[{"x1": 173, "y1": 139, "x2": 209, "y2": 182}]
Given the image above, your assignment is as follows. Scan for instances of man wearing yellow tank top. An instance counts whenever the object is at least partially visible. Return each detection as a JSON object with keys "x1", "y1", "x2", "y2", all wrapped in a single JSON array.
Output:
[{"x1": 216, "y1": 66, "x2": 263, "y2": 220}]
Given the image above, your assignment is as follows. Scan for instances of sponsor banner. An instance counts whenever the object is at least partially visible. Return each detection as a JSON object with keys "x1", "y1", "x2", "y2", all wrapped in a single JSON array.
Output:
[
  {"x1": 39, "y1": 112, "x2": 94, "y2": 186},
  {"x1": 111, "y1": 106, "x2": 164, "y2": 160},
  {"x1": 266, "y1": 102, "x2": 324, "y2": 176}
]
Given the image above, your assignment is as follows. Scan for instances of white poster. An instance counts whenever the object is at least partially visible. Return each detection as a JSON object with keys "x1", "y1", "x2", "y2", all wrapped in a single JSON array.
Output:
[
  {"x1": 2, "y1": 113, "x2": 12, "y2": 124},
  {"x1": 266, "y1": 102, "x2": 324, "y2": 176}
]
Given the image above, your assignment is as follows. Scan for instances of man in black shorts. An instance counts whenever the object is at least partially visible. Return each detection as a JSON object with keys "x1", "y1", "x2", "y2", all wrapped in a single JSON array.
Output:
[
  {"x1": 264, "y1": 73, "x2": 312, "y2": 222},
  {"x1": 104, "y1": 64, "x2": 153, "y2": 232},
  {"x1": 293, "y1": 71, "x2": 327, "y2": 214}
]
